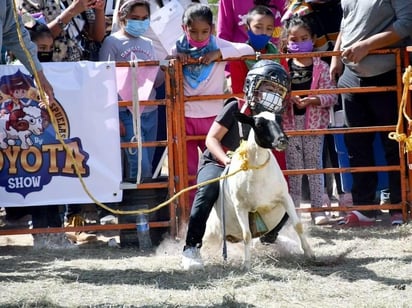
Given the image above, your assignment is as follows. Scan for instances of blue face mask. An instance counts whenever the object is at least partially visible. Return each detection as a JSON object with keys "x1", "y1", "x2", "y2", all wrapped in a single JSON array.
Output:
[
  {"x1": 125, "y1": 19, "x2": 150, "y2": 37},
  {"x1": 247, "y1": 30, "x2": 271, "y2": 51}
]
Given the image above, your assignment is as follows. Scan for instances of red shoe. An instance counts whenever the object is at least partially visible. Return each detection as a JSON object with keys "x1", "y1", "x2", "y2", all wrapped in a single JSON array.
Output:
[{"x1": 337, "y1": 211, "x2": 375, "y2": 227}]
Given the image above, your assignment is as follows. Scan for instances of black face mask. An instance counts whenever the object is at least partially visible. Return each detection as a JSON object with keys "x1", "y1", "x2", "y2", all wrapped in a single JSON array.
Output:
[{"x1": 37, "y1": 51, "x2": 53, "y2": 62}]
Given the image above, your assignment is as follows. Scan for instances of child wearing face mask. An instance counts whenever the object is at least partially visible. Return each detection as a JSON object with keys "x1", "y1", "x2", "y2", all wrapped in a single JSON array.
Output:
[
  {"x1": 170, "y1": 3, "x2": 254, "y2": 209},
  {"x1": 20, "y1": 20, "x2": 77, "y2": 249},
  {"x1": 229, "y1": 5, "x2": 285, "y2": 95},
  {"x1": 26, "y1": 22, "x2": 54, "y2": 63},
  {"x1": 5, "y1": 21, "x2": 54, "y2": 66},
  {"x1": 229, "y1": 5, "x2": 289, "y2": 191},
  {"x1": 281, "y1": 16, "x2": 337, "y2": 225},
  {"x1": 99, "y1": 0, "x2": 160, "y2": 182}
]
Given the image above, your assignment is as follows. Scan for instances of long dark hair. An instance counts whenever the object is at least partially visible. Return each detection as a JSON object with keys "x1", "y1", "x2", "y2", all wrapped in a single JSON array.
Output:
[
  {"x1": 182, "y1": 4, "x2": 213, "y2": 27},
  {"x1": 26, "y1": 22, "x2": 53, "y2": 43},
  {"x1": 280, "y1": 15, "x2": 314, "y2": 53},
  {"x1": 118, "y1": 0, "x2": 151, "y2": 23},
  {"x1": 254, "y1": 0, "x2": 278, "y2": 10},
  {"x1": 155, "y1": 0, "x2": 200, "y2": 8}
]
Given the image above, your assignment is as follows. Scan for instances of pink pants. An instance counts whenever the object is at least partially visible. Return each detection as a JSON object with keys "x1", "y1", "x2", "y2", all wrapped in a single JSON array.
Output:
[{"x1": 185, "y1": 116, "x2": 215, "y2": 208}]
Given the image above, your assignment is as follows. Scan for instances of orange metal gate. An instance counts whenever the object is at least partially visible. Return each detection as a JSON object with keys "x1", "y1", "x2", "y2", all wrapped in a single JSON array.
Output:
[
  {"x1": 170, "y1": 48, "x2": 411, "y2": 225},
  {"x1": 0, "y1": 48, "x2": 411, "y2": 242}
]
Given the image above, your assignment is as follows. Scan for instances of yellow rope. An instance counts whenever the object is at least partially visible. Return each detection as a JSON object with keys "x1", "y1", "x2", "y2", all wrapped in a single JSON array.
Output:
[
  {"x1": 388, "y1": 66, "x2": 412, "y2": 153},
  {"x1": 132, "y1": 141, "x2": 270, "y2": 215},
  {"x1": 12, "y1": 2, "x2": 270, "y2": 216}
]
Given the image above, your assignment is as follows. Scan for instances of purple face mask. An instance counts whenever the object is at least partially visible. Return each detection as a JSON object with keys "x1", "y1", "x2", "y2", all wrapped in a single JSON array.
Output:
[{"x1": 287, "y1": 40, "x2": 313, "y2": 53}]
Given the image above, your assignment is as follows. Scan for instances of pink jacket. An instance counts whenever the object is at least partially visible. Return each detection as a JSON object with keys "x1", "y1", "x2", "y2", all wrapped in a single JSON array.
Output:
[
  {"x1": 217, "y1": 0, "x2": 286, "y2": 45},
  {"x1": 283, "y1": 57, "x2": 337, "y2": 131}
]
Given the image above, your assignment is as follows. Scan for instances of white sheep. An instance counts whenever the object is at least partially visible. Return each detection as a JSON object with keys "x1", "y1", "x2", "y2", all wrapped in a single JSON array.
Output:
[
  {"x1": 0, "y1": 105, "x2": 44, "y2": 149},
  {"x1": 204, "y1": 111, "x2": 314, "y2": 269}
]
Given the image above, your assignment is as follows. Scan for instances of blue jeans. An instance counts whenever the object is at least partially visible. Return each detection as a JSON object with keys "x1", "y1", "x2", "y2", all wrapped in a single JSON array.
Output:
[{"x1": 119, "y1": 108, "x2": 158, "y2": 179}]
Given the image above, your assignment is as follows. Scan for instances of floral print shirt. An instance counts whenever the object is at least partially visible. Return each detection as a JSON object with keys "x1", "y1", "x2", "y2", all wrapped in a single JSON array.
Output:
[{"x1": 18, "y1": 0, "x2": 95, "y2": 61}]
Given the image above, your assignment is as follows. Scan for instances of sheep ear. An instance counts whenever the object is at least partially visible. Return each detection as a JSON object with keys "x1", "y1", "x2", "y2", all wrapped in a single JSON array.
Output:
[{"x1": 233, "y1": 112, "x2": 254, "y2": 127}]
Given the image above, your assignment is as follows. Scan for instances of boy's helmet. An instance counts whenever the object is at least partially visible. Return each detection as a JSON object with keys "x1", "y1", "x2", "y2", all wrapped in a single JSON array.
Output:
[{"x1": 244, "y1": 60, "x2": 291, "y2": 113}]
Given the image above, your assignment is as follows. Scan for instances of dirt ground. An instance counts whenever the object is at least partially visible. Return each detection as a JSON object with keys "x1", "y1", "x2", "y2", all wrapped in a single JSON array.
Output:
[{"x1": 0, "y1": 208, "x2": 411, "y2": 308}]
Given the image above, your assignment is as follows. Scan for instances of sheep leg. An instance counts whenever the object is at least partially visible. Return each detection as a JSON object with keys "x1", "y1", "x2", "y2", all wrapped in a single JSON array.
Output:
[
  {"x1": 235, "y1": 208, "x2": 252, "y2": 270},
  {"x1": 283, "y1": 194, "x2": 314, "y2": 258}
]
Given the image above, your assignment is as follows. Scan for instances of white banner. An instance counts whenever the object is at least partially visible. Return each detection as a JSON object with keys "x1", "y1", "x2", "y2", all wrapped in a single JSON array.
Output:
[{"x1": 0, "y1": 61, "x2": 122, "y2": 206}]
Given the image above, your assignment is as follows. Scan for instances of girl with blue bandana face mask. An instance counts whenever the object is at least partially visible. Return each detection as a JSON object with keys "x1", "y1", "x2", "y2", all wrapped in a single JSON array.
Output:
[{"x1": 171, "y1": 3, "x2": 254, "y2": 208}]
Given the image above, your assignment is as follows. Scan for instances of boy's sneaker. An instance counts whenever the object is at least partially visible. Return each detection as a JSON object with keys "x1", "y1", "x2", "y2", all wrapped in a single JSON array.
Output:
[
  {"x1": 314, "y1": 215, "x2": 330, "y2": 226},
  {"x1": 380, "y1": 189, "x2": 390, "y2": 205},
  {"x1": 182, "y1": 246, "x2": 204, "y2": 271},
  {"x1": 390, "y1": 213, "x2": 404, "y2": 226},
  {"x1": 337, "y1": 210, "x2": 375, "y2": 227}
]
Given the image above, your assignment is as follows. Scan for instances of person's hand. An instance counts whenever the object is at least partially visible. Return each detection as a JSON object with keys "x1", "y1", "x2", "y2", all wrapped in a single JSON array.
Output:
[
  {"x1": 223, "y1": 156, "x2": 231, "y2": 166},
  {"x1": 341, "y1": 41, "x2": 369, "y2": 64},
  {"x1": 293, "y1": 96, "x2": 320, "y2": 109},
  {"x1": 199, "y1": 50, "x2": 221, "y2": 65},
  {"x1": 290, "y1": 95, "x2": 301, "y2": 106},
  {"x1": 91, "y1": 0, "x2": 105, "y2": 11},
  {"x1": 36, "y1": 70, "x2": 55, "y2": 107},
  {"x1": 300, "y1": 96, "x2": 320, "y2": 107},
  {"x1": 69, "y1": 0, "x2": 96, "y2": 14},
  {"x1": 330, "y1": 56, "x2": 343, "y2": 83},
  {"x1": 291, "y1": 95, "x2": 307, "y2": 109},
  {"x1": 176, "y1": 52, "x2": 190, "y2": 64}
]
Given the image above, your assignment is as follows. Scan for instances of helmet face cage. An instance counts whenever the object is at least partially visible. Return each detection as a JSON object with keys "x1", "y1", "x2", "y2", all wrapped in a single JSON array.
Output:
[
  {"x1": 250, "y1": 78, "x2": 288, "y2": 113},
  {"x1": 244, "y1": 61, "x2": 290, "y2": 114}
]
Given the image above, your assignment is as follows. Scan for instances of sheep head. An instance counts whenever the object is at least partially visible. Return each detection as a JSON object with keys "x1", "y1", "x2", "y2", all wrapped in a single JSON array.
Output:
[{"x1": 234, "y1": 111, "x2": 288, "y2": 151}]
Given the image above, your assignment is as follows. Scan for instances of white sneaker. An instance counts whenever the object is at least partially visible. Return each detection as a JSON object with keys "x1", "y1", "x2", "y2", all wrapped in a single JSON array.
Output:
[
  {"x1": 380, "y1": 189, "x2": 390, "y2": 205},
  {"x1": 100, "y1": 215, "x2": 117, "y2": 225},
  {"x1": 182, "y1": 247, "x2": 204, "y2": 271},
  {"x1": 314, "y1": 215, "x2": 330, "y2": 225}
]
